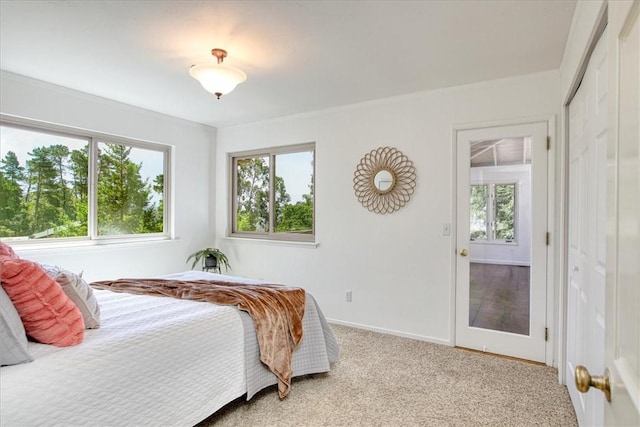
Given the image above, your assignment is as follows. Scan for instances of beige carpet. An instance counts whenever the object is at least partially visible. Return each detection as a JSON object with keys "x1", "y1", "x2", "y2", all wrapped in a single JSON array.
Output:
[{"x1": 199, "y1": 324, "x2": 577, "y2": 426}]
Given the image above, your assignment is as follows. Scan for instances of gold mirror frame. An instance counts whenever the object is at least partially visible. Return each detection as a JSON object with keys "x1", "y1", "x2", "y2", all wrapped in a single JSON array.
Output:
[{"x1": 353, "y1": 146, "x2": 417, "y2": 214}]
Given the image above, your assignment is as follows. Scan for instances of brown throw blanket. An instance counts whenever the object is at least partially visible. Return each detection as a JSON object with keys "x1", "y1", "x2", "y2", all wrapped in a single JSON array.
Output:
[{"x1": 90, "y1": 278, "x2": 306, "y2": 398}]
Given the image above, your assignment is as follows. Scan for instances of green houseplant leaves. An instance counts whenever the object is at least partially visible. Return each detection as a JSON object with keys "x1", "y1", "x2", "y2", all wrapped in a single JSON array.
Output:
[{"x1": 186, "y1": 248, "x2": 231, "y2": 272}]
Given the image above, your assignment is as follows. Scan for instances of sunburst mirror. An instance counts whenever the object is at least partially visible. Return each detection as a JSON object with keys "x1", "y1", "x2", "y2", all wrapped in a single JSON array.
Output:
[{"x1": 353, "y1": 146, "x2": 417, "y2": 214}]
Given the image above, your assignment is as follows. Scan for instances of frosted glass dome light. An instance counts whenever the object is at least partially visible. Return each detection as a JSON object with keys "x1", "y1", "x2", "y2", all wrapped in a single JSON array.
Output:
[{"x1": 189, "y1": 49, "x2": 247, "y2": 99}]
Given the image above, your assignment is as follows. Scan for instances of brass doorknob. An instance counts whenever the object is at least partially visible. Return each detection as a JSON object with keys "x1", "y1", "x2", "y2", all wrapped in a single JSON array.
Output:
[
  {"x1": 459, "y1": 248, "x2": 469, "y2": 257},
  {"x1": 575, "y1": 365, "x2": 611, "y2": 402}
]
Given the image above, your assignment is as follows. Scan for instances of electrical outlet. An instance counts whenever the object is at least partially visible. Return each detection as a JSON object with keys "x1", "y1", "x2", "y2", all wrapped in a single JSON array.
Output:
[{"x1": 345, "y1": 290, "x2": 352, "y2": 302}]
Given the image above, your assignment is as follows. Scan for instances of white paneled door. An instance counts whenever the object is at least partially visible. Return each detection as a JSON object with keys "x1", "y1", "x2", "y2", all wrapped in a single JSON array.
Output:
[
  {"x1": 568, "y1": 2, "x2": 640, "y2": 424},
  {"x1": 455, "y1": 122, "x2": 548, "y2": 362},
  {"x1": 566, "y1": 26, "x2": 608, "y2": 427},
  {"x1": 605, "y1": 1, "x2": 640, "y2": 424}
]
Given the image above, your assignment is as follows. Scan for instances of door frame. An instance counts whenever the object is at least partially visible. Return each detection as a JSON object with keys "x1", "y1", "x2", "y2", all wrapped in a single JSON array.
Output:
[{"x1": 450, "y1": 116, "x2": 556, "y2": 365}]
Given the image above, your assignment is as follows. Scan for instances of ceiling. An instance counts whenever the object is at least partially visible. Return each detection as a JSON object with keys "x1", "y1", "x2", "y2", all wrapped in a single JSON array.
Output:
[
  {"x1": 0, "y1": 1, "x2": 576, "y2": 128},
  {"x1": 470, "y1": 138, "x2": 531, "y2": 168}
]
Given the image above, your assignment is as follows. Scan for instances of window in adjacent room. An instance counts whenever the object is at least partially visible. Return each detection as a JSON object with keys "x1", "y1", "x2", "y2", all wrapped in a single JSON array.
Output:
[
  {"x1": 0, "y1": 120, "x2": 170, "y2": 242},
  {"x1": 231, "y1": 143, "x2": 315, "y2": 242},
  {"x1": 469, "y1": 182, "x2": 517, "y2": 243}
]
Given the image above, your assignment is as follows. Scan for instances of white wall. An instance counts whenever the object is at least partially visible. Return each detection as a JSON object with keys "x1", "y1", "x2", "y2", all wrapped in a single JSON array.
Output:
[
  {"x1": 469, "y1": 164, "x2": 532, "y2": 266},
  {"x1": 0, "y1": 71, "x2": 217, "y2": 281},
  {"x1": 215, "y1": 70, "x2": 560, "y2": 344}
]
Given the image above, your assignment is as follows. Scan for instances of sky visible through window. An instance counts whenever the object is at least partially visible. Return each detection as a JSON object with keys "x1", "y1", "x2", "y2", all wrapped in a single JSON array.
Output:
[
  {"x1": 0, "y1": 126, "x2": 86, "y2": 183},
  {"x1": 276, "y1": 150, "x2": 313, "y2": 203}
]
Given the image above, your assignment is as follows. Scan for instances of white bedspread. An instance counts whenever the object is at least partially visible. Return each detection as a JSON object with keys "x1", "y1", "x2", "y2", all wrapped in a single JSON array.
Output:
[
  {"x1": 1, "y1": 271, "x2": 339, "y2": 426},
  {"x1": 159, "y1": 271, "x2": 339, "y2": 400},
  {"x1": 0, "y1": 288, "x2": 247, "y2": 427}
]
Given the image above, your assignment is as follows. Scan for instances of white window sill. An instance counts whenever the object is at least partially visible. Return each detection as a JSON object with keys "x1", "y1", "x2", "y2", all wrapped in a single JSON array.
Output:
[
  {"x1": 6, "y1": 236, "x2": 176, "y2": 253},
  {"x1": 223, "y1": 236, "x2": 319, "y2": 248}
]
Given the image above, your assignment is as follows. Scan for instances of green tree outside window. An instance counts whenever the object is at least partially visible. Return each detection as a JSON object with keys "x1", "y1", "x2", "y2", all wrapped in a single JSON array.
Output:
[
  {"x1": 469, "y1": 182, "x2": 516, "y2": 242},
  {"x1": 233, "y1": 146, "x2": 314, "y2": 240},
  {"x1": 0, "y1": 124, "x2": 166, "y2": 240}
]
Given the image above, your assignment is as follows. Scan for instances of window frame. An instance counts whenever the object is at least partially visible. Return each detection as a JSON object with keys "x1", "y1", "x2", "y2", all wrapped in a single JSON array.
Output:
[
  {"x1": 229, "y1": 142, "x2": 316, "y2": 243},
  {"x1": 0, "y1": 115, "x2": 172, "y2": 245},
  {"x1": 469, "y1": 181, "x2": 518, "y2": 245}
]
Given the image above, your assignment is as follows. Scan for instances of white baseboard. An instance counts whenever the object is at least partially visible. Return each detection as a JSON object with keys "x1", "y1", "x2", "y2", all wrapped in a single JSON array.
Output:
[{"x1": 326, "y1": 318, "x2": 452, "y2": 347}]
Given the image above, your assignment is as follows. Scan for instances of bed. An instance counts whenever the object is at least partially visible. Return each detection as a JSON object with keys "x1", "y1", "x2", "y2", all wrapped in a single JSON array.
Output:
[{"x1": 0, "y1": 270, "x2": 339, "y2": 426}]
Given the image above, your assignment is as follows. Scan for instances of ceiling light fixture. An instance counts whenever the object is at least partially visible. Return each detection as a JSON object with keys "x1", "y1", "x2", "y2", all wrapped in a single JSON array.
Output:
[{"x1": 189, "y1": 48, "x2": 247, "y2": 99}]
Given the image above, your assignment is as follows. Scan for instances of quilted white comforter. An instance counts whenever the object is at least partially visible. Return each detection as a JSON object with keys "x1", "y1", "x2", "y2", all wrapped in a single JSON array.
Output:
[
  {"x1": 1, "y1": 288, "x2": 247, "y2": 426},
  {"x1": 0, "y1": 271, "x2": 338, "y2": 426}
]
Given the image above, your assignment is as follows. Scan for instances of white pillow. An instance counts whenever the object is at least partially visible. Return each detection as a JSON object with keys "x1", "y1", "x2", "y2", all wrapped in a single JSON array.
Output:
[
  {"x1": 40, "y1": 265, "x2": 101, "y2": 329},
  {"x1": 0, "y1": 286, "x2": 33, "y2": 366},
  {"x1": 58, "y1": 271, "x2": 101, "y2": 329}
]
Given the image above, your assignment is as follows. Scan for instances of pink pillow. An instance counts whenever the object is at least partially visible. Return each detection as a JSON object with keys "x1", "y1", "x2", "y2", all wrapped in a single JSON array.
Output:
[
  {"x1": 0, "y1": 258, "x2": 84, "y2": 347},
  {"x1": 0, "y1": 241, "x2": 17, "y2": 258}
]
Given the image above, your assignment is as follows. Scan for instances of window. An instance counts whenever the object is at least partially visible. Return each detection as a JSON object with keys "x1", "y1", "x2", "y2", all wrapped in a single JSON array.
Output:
[
  {"x1": 0, "y1": 119, "x2": 170, "y2": 242},
  {"x1": 470, "y1": 182, "x2": 517, "y2": 243},
  {"x1": 231, "y1": 143, "x2": 315, "y2": 242}
]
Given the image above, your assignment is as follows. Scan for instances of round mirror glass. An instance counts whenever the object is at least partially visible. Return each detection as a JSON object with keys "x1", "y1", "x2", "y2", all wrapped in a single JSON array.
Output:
[
  {"x1": 374, "y1": 170, "x2": 394, "y2": 192},
  {"x1": 353, "y1": 147, "x2": 416, "y2": 214}
]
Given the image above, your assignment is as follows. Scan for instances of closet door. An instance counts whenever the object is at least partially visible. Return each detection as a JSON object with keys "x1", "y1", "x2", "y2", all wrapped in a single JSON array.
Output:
[{"x1": 565, "y1": 27, "x2": 608, "y2": 427}]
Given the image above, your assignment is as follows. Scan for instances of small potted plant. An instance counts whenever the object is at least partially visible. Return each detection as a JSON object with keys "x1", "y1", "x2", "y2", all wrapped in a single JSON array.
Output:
[{"x1": 186, "y1": 247, "x2": 231, "y2": 272}]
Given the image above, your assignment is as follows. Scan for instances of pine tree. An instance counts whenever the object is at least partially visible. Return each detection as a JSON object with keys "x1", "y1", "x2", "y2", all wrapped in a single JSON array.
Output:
[
  {"x1": 25, "y1": 146, "x2": 59, "y2": 234},
  {"x1": 47, "y1": 144, "x2": 71, "y2": 217},
  {"x1": 141, "y1": 174, "x2": 164, "y2": 233},
  {"x1": 0, "y1": 151, "x2": 28, "y2": 236},
  {"x1": 68, "y1": 145, "x2": 89, "y2": 235},
  {"x1": 97, "y1": 143, "x2": 152, "y2": 235}
]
